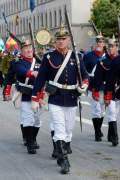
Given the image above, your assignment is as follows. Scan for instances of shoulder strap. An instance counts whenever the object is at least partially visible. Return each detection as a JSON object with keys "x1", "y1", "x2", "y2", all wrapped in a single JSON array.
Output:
[
  {"x1": 25, "y1": 57, "x2": 36, "y2": 85},
  {"x1": 54, "y1": 50, "x2": 72, "y2": 82}
]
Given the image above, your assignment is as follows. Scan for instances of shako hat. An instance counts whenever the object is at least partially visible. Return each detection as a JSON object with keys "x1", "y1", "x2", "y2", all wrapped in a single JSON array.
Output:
[{"x1": 55, "y1": 24, "x2": 69, "y2": 39}]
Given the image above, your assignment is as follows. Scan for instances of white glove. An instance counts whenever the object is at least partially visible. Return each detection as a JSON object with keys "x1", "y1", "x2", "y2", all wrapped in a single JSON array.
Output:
[
  {"x1": 31, "y1": 101, "x2": 39, "y2": 112},
  {"x1": 32, "y1": 71, "x2": 38, "y2": 78},
  {"x1": 77, "y1": 84, "x2": 88, "y2": 94}
]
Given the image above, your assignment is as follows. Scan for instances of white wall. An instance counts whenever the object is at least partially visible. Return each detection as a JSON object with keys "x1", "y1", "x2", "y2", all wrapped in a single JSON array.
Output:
[{"x1": 71, "y1": 0, "x2": 92, "y2": 24}]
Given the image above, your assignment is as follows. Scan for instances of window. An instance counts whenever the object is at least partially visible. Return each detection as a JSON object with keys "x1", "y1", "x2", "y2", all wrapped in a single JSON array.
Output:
[
  {"x1": 49, "y1": 11, "x2": 52, "y2": 28},
  {"x1": 54, "y1": 10, "x2": 57, "y2": 27},
  {"x1": 45, "y1": 12, "x2": 47, "y2": 27},
  {"x1": 59, "y1": 8, "x2": 62, "y2": 26},
  {"x1": 33, "y1": 15, "x2": 36, "y2": 30},
  {"x1": 41, "y1": 13, "x2": 43, "y2": 27}
]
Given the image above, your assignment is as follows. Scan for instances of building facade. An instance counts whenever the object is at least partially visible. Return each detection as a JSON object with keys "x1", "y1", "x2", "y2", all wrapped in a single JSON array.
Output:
[{"x1": 0, "y1": 0, "x2": 96, "y2": 50}]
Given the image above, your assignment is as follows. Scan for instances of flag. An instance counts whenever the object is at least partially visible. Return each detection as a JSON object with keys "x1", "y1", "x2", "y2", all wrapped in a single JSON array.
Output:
[
  {"x1": 0, "y1": 38, "x2": 5, "y2": 51},
  {"x1": 5, "y1": 36, "x2": 19, "y2": 50},
  {"x1": 29, "y1": 0, "x2": 35, "y2": 12}
]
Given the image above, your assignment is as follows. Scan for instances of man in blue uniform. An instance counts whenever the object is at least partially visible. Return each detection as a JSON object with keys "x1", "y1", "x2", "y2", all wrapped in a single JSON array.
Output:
[
  {"x1": 92, "y1": 37, "x2": 119, "y2": 146},
  {"x1": 31, "y1": 27, "x2": 89, "y2": 174},
  {"x1": 3, "y1": 39, "x2": 44, "y2": 154},
  {"x1": 83, "y1": 34, "x2": 106, "y2": 141}
]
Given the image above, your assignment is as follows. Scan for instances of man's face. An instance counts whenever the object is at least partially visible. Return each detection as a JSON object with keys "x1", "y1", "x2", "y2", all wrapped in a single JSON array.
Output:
[
  {"x1": 96, "y1": 40, "x2": 105, "y2": 51},
  {"x1": 21, "y1": 45, "x2": 33, "y2": 58},
  {"x1": 108, "y1": 44, "x2": 118, "y2": 56},
  {"x1": 56, "y1": 36, "x2": 70, "y2": 50}
]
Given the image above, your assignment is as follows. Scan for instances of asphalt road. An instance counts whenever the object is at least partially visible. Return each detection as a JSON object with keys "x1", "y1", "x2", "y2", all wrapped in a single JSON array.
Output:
[{"x1": 0, "y1": 89, "x2": 120, "y2": 180}]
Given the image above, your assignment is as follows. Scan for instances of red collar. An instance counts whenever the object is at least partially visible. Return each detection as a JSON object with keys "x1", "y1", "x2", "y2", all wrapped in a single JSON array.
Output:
[
  {"x1": 21, "y1": 55, "x2": 33, "y2": 62},
  {"x1": 94, "y1": 50, "x2": 104, "y2": 57}
]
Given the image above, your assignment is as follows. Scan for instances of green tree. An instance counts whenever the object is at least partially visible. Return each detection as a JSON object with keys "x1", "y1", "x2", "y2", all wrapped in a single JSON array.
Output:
[{"x1": 91, "y1": 0, "x2": 120, "y2": 37}]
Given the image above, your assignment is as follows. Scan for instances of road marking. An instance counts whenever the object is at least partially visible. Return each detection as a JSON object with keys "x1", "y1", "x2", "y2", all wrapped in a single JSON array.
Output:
[
  {"x1": 76, "y1": 117, "x2": 108, "y2": 127},
  {"x1": 81, "y1": 101, "x2": 90, "y2": 106}
]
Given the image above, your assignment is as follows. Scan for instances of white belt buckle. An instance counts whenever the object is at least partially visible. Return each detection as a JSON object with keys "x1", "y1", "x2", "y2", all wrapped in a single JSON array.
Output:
[{"x1": 62, "y1": 84, "x2": 67, "y2": 89}]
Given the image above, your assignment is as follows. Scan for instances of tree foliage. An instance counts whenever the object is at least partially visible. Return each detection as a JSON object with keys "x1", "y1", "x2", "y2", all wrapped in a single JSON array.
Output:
[{"x1": 91, "y1": 0, "x2": 120, "y2": 37}]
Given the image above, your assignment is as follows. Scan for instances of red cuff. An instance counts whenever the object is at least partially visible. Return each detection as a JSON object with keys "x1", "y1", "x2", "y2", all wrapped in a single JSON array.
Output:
[
  {"x1": 104, "y1": 91, "x2": 112, "y2": 100},
  {"x1": 82, "y1": 79, "x2": 89, "y2": 85},
  {"x1": 31, "y1": 96, "x2": 39, "y2": 102},
  {"x1": 37, "y1": 90, "x2": 45, "y2": 99},
  {"x1": 26, "y1": 70, "x2": 33, "y2": 78},
  {"x1": 32, "y1": 90, "x2": 45, "y2": 102},
  {"x1": 92, "y1": 88, "x2": 99, "y2": 98},
  {"x1": 3, "y1": 85, "x2": 11, "y2": 96}
]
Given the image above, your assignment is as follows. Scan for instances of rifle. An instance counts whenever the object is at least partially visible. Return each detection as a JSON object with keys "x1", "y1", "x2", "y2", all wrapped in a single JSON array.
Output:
[
  {"x1": 2, "y1": 12, "x2": 23, "y2": 47},
  {"x1": 64, "y1": 6, "x2": 82, "y2": 87},
  {"x1": 29, "y1": 22, "x2": 36, "y2": 54},
  {"x1": 117, "y1": 15, "x2": 120, "y2": 48},
  {"x1": 89, "y1": 20, "x2": 99, "y2": 35},
  {"x1": 64, "y1": 6, "x2": 82, "y2": 132},
  {"x1": 28, "y1": 21, "x2": 41, "y2": 62}
]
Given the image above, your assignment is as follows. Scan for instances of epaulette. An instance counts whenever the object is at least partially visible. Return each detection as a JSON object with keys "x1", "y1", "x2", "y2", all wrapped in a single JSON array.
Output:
[
  {"x1": 14, "y1": 57, "x2": 20, "y2": 62},
  {"x1": 46, "y1": 54, "x2": 50, "y2": 60},
  {"x1": 100, "y1": 61, "x2": 110, "y2": 71}
]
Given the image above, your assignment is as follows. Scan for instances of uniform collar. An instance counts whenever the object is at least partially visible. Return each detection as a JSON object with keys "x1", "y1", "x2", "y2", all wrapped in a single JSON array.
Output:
[
  {"x1": 21, "y1": 55, "x2": 33, "y2": 62},
  {"x1": 55, "y1": 48, "x2": 69, "y2": 56}
]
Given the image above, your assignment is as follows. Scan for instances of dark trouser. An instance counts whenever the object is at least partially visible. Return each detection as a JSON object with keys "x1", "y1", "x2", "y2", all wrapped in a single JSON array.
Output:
[
  {"x1": 51, "y1": 131, "x2": 58, "y2": 158},
  {"x1": 24, "y1": 126, "x2": 36, "y2": 154},
  {"x1": 108, "y1": 121, "x2": 119, "y2": 146},
  {"x1": 20, "y1": 124, "x2": 27, "y2": 145},
  {"x1": 33, "y1": 127, "x2": 40, "y2": 149},
  {"x1": 92, "y1": 117, "x2": 103, "y2": 141},
  {"x1": 56, "y1": 140, "x2": 70, "y2": 174}
]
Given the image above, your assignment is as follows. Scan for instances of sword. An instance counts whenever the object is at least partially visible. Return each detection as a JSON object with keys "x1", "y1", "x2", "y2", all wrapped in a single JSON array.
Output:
[{"x1": 78, "y1": 98, "x2": 82, "y2": 132}]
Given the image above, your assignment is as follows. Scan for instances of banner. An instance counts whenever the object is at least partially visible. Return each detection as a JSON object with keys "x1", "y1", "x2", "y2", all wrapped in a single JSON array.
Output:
[{"x1": 29, "y1": 0, "x2": 35, "y2": 12}]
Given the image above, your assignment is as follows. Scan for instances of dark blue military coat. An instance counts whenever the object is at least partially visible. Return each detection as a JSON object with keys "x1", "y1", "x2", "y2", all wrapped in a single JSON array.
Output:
[
  {"x1": 83, "y1": 50, "x2": 105, "y2": 90},
  {"x1": 93, "y1": 54, "x2": 113, "y2": 92},
  {"x1": 105, "y1": 55, "x2": 120, "y2": 100},
  {"x1": 4, "y1": 57, "x2": 40, "y2": 101},
  {"x1": 32, "y1": 49, "x2": 89, "y2": 107}
]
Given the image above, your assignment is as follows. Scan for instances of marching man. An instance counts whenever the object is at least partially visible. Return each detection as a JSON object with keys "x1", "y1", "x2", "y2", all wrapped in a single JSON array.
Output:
[
  {"x1": 92, "y1": 37, "x2": 119, "y2": 146},
  {"x1": 31, "y1": 26, "x2": 89, "y2": 174},
  {"x1": 83, "y1": 33, "x2": 106, "y2": 141},
  {"x1": 3, "y1": 39, "x2": 44, "y2": 154}
]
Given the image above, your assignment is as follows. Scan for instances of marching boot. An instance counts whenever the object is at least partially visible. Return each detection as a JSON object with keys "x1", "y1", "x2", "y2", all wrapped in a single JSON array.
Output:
[
  {"x1": 24, "y1": 126, "x2": 36, "y2": 154},
  {"x1": 92, "y1": 118, "x2": 102, "y2": 142},
  {"x1": 99, "y1": 117, "x2": 104, "y2": 137},
  {"x1": 109, "y1": 122, "x2": 119, "y2": 146},
  {"x1": 20, "y1": 124, "x2": 27, "y2": 146},
  {"x1": 107, "y1": 123, "x2": 112, "y2": 142},
  {"x1": 56, "y1": 140, "x2": 70, "y2": 174},
  {"x1": 51, "y1": 131, "x2": 58, "y2": 158},
  {"x1": 65, "y1": 142, "x2": 72, "y2": 154},
  {"x1": 33, "y1": 127, "x2": 40, "y2": 149}
]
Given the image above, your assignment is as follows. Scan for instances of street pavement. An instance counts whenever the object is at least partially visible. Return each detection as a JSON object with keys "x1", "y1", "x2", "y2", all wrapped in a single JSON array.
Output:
[{"x1": 0, "y1": 89, "x2": 120, "y2": 180}]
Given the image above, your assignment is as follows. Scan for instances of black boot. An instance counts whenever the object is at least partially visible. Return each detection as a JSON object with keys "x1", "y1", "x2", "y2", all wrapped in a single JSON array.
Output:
[
  {"x1": 92, "y1": 118, "x2": 102, "y2": 142},
  {"x1": 99, "y1": 117, "x2": 104, "y2": 137},
  {"x1": 33, "y1": 127, "x2": 40, "y2": 149},
  {"x1": 109, "y1": 122, "x2": 119, "y2": 146},
  {"x1": 51, "y1": 131, "x2": 58, "y2": 158},
  {"x1": 56, "y1": 140, "x2": 70, "y2": 174},
  {"x1": 65, "y1": 142, "x2": 72, "y2": 154},
  {"x1": 20, "y1": 124, "x2": 27, "y2": 146},
  {"x1": 24, "y1": 126, "x2": 36, "y2": 154},
  {"x1": 107, "y1": 123, "x2": 112, "y2": 142}
]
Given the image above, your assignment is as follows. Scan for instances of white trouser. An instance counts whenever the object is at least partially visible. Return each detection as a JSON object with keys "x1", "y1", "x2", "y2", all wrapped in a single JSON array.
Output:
[
  {"x1": 106, "y1": 100, "x2": 120, "y2": 122},
  {"x1": 49, "y1": 104, "x2": 77, "y2": 142},
  {"x1": 88, "y1": 91, "x2": 105, "y2": 118},
  {"x1": 19, "y1": 102, "x2": 41, "y2": 127},
  {"x1": 88, "y1": 91, "x2": 119, "y2": 122}
]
